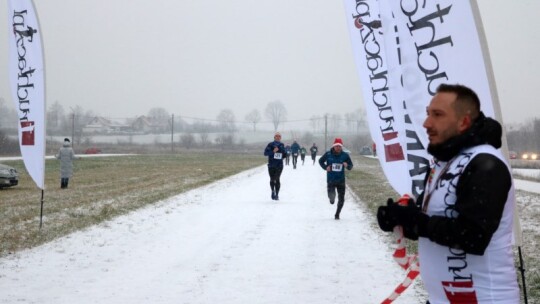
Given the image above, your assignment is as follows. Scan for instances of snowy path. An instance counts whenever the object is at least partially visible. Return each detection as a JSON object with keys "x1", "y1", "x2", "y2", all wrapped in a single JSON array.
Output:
[
  {"x1": 0, "y1": 161, "x2": 424, "y2": 303},
  {"x1": 514, "y1": 179, "x2": 540, "y2": 194}
]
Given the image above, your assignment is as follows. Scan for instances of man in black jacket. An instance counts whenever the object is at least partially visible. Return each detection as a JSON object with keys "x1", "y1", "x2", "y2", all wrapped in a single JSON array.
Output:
[
  {"x1": 309, "y1": 143, "x2": 318, "y2": 165},
  {"x1": 376, "y1": 84, "x2": 519, "y2": 303},
  {"x1": 264, "y1": 132, "x2": 286, "y2": 200}
]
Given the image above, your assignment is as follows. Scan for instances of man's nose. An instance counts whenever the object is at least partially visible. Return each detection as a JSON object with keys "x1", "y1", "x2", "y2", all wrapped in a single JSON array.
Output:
[{"x1": 423, "y1": 116, "x2": 431, "y2": 129}]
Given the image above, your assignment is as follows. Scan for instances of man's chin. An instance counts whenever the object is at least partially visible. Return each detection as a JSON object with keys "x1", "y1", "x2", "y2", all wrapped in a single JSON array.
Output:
[{"x1": 427, "y1": 142, "x2": 443, "y2": 155}]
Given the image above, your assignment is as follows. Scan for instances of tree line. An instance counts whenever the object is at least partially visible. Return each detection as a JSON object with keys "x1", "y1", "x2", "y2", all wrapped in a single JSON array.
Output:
[
  {"x1": 1, "y1": 96, "x2": 537, "y2": 154},
  {"x1": 0, "y1": 98, "x2": 366, "y2": 136}
]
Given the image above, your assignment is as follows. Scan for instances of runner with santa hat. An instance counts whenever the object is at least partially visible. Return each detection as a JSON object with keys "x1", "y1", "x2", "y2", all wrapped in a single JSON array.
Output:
[{"x1": 318, "y1": 138, "x2": 353, "y2": 220}]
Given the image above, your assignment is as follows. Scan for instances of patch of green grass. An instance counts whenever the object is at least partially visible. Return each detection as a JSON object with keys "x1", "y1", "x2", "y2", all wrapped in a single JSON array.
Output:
[{"x1": 0, "y1": 153, "x2": 264, "y2": 257}]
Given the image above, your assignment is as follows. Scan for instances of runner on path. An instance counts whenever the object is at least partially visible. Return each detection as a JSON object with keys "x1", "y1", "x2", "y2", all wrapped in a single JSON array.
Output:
[
  {"x1": 319, "y1": 138, "x2": 353, "y2": 220},
  {"x1": 264, "y1": 132, "x2": 286, "y2": 200}
]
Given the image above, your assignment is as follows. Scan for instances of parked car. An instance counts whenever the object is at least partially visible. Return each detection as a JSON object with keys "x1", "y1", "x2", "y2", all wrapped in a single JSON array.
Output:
[
  {"x1": 0, "y1": 163, "x2": 19, "y2": 188},
  {"x1": 509, "y1": 151, "x2": 517, "y2": 159},
  {"x1": 521, "y1": 152, "x2": 538, "y2": 160},
  {"x1": 359, "y1": 146, "x2": 372, "y2": 156},
  {"x1": 85, "y1": 147, "x2": 102, "y2": 154}
]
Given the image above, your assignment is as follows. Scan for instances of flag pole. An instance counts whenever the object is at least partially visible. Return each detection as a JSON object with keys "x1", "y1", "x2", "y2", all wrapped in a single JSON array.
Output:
[
  {"x1": 470, "y1": 1, "x2": 527, "y2": 302},
  {"x1": 32, "y1": 0, "x2": 47, "y2": 229},
  {"x1": 39, "y1": 189, "x2": 44, "y2": 229}
]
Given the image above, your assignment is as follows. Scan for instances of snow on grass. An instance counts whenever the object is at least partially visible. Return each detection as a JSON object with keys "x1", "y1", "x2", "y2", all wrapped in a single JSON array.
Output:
[{"x1": 0, "y1": 158, "x2": 426, "y2": 303}]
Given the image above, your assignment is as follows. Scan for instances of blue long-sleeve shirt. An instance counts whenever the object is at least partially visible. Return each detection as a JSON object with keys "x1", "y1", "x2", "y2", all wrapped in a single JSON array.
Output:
[
  {"x1": 291, "y1": 142, "x2": 300, "y2": 154},
  {"x1": 264, "y1": 141, "x2": 286, "y2": 168},
  {"x1": 318, "y1": 148, "x2": 353, "y2": 183}
]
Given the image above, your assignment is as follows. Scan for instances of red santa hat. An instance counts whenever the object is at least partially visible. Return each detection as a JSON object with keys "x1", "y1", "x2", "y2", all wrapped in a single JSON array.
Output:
[{"x1": 332, "y1": 138, "x2": 343, "y2": 147}]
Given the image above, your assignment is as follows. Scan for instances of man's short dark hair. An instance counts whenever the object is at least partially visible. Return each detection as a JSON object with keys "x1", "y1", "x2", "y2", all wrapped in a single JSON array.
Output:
[{"x1": 436, "y1": 84, "x2": 480, "y2": 121}]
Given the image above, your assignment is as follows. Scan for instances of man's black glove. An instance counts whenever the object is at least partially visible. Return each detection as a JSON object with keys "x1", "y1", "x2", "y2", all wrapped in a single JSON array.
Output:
[
  {"x1": 377, "y1": 198, "x2": 429, "y2": 239},
  {"x1": 377, "y1": 198, "x2": 399, "y2": 232}
]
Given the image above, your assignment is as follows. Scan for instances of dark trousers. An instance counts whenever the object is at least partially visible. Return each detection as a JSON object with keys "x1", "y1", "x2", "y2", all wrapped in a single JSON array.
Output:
[
  {"x1": 311, "y1": 153, "x2": 316, "y2": 164},
  {"x1": 61, "y1": 178, "x2": 69, "y2": 189},
  {"x1": 300, "y1": 154, "x2": 305, "y2": 164},
  {"x1": 292, "y1": 154, "x2": 298, "y2": 168},
  {"x1": 268, "y1": 167, "x2": 283, "y2": 194},
  {"x1": 327, "y1": 182, "x2": 346, "y2": 216}
]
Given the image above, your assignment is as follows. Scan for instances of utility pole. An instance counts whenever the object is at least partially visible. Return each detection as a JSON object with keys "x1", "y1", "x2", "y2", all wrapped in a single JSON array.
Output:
[
  {"x1": 171, "y1": 113, "x2": 174, "y2": 153},
  {"x1": 324, "y1": 114, "x2": 328, "y2": 151},
  {"x1": 70, "y1": 107, "x2": 75, "y2": 147}
]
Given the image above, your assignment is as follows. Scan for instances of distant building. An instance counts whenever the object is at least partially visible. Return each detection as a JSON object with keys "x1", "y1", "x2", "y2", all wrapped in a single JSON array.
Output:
[
  {"x1": 83, "y1": 116, "x2": 129, "y2": 134},
  {"x1": 131, "y1": 115, "x2": 170, "y2": 133}
]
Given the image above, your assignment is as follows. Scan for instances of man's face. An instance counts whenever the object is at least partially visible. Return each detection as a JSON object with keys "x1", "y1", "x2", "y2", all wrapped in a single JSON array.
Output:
[
  {"x1": 423, "y1": 92, "x2": 462, "y2": 146},
  {"x1": 274, "y1": 134, "x2": 281, "y2": 142},
  {"x1": 333, "y1": 145, "x2": 342, "y2": 153}
]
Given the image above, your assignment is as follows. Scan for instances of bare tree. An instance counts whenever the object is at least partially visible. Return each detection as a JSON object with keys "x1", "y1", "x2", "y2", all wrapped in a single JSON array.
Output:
[
  {"x1": 0, "y1": 97, "x2": 18, "y2": 131},
  {"x1": 70, "y1": 105, "x2": 86, "y2": 144},
  {"x1": 344, "y1": 112, "x2": 356, "y2": 133},
  {"x1": 148, "y1": 107, "x2": 170, "y2": 120},
  {"x1": 534, "y1": 118, "x2": 540, "y2": 152},
  {"x1": 265, "y1": 100, "x2": 287, "y2": 132},
  {"x1": 180, "y1": 133, "x2": 196, "y2": 149},
  {"x1": 245, "y1": 109, "x2": 261, "y2": 132},
  {"x1": 147, "y1": 107, "x2": 170, "y2": 133},
  {"x1": 47, "y1": 100, "x2": 65, "y2": 133},
  {"x1": 301, "y1": 131, "x2": 314, "y2": 146},
  {"x1": 217, "y1": 109, "x2": 236, "y2": 133},
  {"x1": 329, "y1": 113, "x2": 342, "y2": 133},
  {"x1": 199, "y1": 132, "x2": 210, "y2": 148},
  {"x1": 0, "y1": 129, "x2": 18, "y2": 154},
  {"x1": 215, "y1": 133, "x2": 235, "y2": 150},
  {"x1": 310, "y1": 115, "x2": 322, "y2": 133},
  {"x1": 353, "y1": 108, "x2": 366, "y2": 133}
]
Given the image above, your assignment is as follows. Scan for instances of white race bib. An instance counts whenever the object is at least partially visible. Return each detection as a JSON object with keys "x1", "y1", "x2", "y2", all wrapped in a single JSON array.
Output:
[
  {"x1": 331, "y1": 163, "x2": 343, "y2": 171},
  {"x1": 274, "y1": 153, "x2": 282, "y2": 160}
]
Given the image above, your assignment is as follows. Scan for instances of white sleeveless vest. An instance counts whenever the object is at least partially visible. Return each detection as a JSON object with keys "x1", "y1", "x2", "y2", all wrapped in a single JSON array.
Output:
[{"x1": 419, "y1": 144, "x2": 519, "y2": 304}]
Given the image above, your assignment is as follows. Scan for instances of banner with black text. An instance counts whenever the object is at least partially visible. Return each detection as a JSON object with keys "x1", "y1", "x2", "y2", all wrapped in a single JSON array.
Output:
[
  {"x1": 8, "y1": 0, "x2": 45, "y2": 189},
  {"x1": 342, "y1": 0, "x2": 497, "y2": 197}
]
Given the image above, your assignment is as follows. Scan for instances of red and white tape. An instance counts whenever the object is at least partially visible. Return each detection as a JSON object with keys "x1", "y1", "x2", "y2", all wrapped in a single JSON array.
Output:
[{"x1": 381, "y1": 195, "x2": 421, "y2": 304}]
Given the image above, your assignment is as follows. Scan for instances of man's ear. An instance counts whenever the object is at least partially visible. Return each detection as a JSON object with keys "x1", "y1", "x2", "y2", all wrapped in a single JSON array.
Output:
[{"x1": 458, "y1": 114, "x2": 472, "y2": 133}]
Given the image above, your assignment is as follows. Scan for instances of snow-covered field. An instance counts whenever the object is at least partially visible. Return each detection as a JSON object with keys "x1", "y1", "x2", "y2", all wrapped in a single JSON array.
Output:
[
  {"x1": 0, "y1": 162, "x2": 426, "y2": 304},
  {"x1": 514, "y1": 168, "x2": 540, "y2": 179},
  {"x1": 512, "y1": 168, "x2": 540, "y2": 195}
]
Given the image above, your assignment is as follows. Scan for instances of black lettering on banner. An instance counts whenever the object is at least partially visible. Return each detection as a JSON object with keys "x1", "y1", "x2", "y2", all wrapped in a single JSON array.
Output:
[
  {"x1": 403, "y1": 101, "x2": 429, "y2": 196},
  {"x1": 12, "y1": 9, "x2": 38, "y2": 145},
  {"x1": 351, "y1": 0, "x2": 406, "y2": 163},
  {"x1": 402, "y1": 2, "x2": 454, "y2": 95}
]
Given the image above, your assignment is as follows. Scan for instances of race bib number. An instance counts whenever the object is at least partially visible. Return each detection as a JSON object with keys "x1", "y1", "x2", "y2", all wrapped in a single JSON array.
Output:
[
  {"x1": 293, "y1": 153, "x2": 298, "y2": 156},
  {"x1": 274, "y1": 153, "x2": 283, "y2": 160},
  {"x1": 331, "y1": 163, "x2": 343, "y2": 172}
]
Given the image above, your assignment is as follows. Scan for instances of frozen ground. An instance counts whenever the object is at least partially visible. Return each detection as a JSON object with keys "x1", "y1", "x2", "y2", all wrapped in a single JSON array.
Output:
[
  {"x1": 0, "y1": 161, "x2": 426, "y2": 304},
  {"x1": 2, "y1": 157, "x2": 538, "y2": 304}
]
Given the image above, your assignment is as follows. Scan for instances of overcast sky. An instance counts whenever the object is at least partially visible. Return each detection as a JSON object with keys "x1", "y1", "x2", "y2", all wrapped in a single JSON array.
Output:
[{"x1": 0, "y1": 0, "x2": 539, "y2": 126}]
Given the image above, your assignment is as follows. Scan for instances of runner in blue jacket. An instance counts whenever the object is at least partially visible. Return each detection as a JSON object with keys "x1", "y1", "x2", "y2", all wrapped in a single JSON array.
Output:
[
  {"x1": 310, "y1": 143, "x2": 318, "y2": 165},
  {"x1": 319, "y1": 138, "x2": 353, "y2": 219},
  {"x1": 290, "y1": 140, "x2": 301, "y2": 169},
  {"x1": 264, "y1": 132, "x2": 286, "y2": 200}
]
